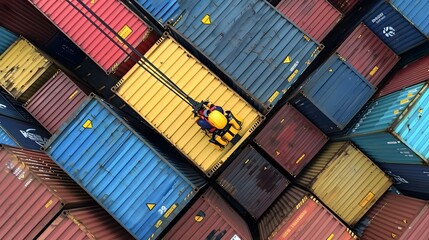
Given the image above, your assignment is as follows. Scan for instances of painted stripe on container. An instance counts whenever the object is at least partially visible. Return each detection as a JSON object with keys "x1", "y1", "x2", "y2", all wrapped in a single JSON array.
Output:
[
  {"x1": 391, "y1": 0, "x2": 429, "y2": 36},
  {"x1": 135, "y1": 0, "x2": 181, "y2": 25},
  {"x1": 170, "y1": 0, "x2": 322, "y2": 112},
  {"x1": 113, "y1": 35, "x2": 263, "y2": 177},
  {"x1": 0, "y1": 27, "x2": 18, "y2": 55},
  {"x1": 44, "y1": 95, "x2": 202, "y2": 240}
]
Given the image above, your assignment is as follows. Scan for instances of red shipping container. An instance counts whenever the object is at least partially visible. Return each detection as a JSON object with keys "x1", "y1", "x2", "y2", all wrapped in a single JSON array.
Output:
[
  {"x1": 217, "y1": 144, "x2": 289, "y2": 219},
  {"x1": 24, "y1": 70, "x2": 90, "y2": 134},
  {"x1": 38, "y1": 206, "x2": 134, "y2": 240},
  {"x1": 328, "y1": 0, "x2": 360, "y2": 13},
  {"x1": 163, "y1": 187, "x2": 252, "y2": 240},
  {"x1": 337, "y1": 23, "x2": 400, "y2": 87},
  {"x1": 400, "y1": 205, "x2": 429, "y2": 240},
  {"x1": 28, "y1": 0, "x2": 159, "y2": 77},
  {"x1": 276, "y1": 0, "x2": 342, "y2": 42},
  {"x1": 378, "y1": 54, "x2": 429, "y2": 97},
  {"x1": 253, "y1": 103, "x2": 328, "y2": 177},
  {"x1": 0, "y1": 145, "x2": 94, "y2": 240}
]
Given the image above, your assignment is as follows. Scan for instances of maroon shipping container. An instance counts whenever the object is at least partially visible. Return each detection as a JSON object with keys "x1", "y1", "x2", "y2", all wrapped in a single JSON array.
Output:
[
  {"x1": 0, "y1": 145, "x2": 94, "y2": 240},
  {"x1": 276, "y1": 0, "x2": 342, "y2": 42},
  {"x1": 253, "y1": 103, "x2": 328, "y2": 177},
  {"x1": 163, "y1": 187, "x2": 252, "y2": 240},
  {"x1": 378, "y1": 54, "x2": 429, "y2": 97},
  {"x1": 0, "y1": 0, "x2": 58, "y2": 46},
  {"x1": 328, "y1": 0, "x2": 360, "y2": 13},
  {"x1": 359, "y1": 193, "x2": 428, "y2": 240},
  {"x1": 337, "y1": 23, "x2": 400, "y2": 87},
  {"x1": 29, "y1": 0, "x2": 159, "y2": 77},
  {"x1": 24, "y1": 70, "x2": 89, "y2": 134},
  {"x1": 216, "y1": 144, "x2": 289, "y2": 219},
  {"x1": 37, "y1": 206, "x2": 134, "y2": 240},
  {"x1": 400, "y1": 205, "x2": 429, "y2": 240}
]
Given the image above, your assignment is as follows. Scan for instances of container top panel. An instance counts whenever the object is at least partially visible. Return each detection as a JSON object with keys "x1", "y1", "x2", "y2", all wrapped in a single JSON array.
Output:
[
  {"x1": 135, "y1": 0, "x2": 181, "y2": 25},
  {"x1": 391, "y1": 0, "x2": 429, "y2": 36},
  {"x1": 0, "y1": 27, "x2": 18, "y2": 54}
]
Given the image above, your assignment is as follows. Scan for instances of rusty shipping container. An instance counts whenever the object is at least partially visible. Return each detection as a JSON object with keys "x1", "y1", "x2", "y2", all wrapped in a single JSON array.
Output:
[
  {"x1": 337, "y1": 23, "x2": 400, "y2": 87},
  {"x1": 253, "y1": 103, "x2": 328, "y2": 177},
  {"x1": 164, "y1": 187, "x2": 252, "y2": 240},
  {"x1": 24, "y1": 70, "x2": 90, "y2": 134},
  {"x1": 259, "y1": 185, "x2": 357, "y2": 240},
  {"x1": 216, "y1": 144, "x2": 289, "y2": 219},
  {"x1": 113, "y1": 35, "x2": 263, "y2": 177},
  {"x1": 29, "y1": 0, "x2": 159, "y2": 77},
  {"x1": 276, "y1": 0, "x2": 343, "y2": 42},
  {"x1": 296, "y1": 141, "x2": 392, "y2": 226},
  {"x1": 0, "y1": 37, "x2": 57, "y2": 102},
  {"x1": 0, "y1": 145, "x2": 93, "y2": 240},
  {"x1": 328, "y1": 0, "x2": 361, "y2": 13},
  {"x1": 356, "y1": 193, "x2": 428, "y2": 240},
  {"x1": 378, "y1": 54, "x2": 429, "y2": 97},
  {"x1": 38, "y1": 206, "x2": 134, "y2": 240}
]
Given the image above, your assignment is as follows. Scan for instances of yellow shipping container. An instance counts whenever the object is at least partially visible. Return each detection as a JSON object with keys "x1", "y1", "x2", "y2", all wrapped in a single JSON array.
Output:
[
  {"x1": 113, "y1": 35, "x2": 263, "y2": 177},
  {"x1": 0, "y1": 37, "x2": 57, "y2": 102},
  {"x1": 296, "y1": 141, "x2": 392, "y2": 226}
]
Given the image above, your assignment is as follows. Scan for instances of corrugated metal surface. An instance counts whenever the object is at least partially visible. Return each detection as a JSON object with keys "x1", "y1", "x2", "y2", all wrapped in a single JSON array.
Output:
[
  {"x1": 400, "y1": 205, "x2": 429, "y2": 240},
  {"x1": 38, "y1": 206, "x2": 134, "y2": 240},
  {"x1": 0, "y1": 128, "x2": 18, "y2": 147},
  {"x1": 271, "y1": 197, "x2": 357, "y2": 240},
  {"x1": 164, "y1": 187, "x2": 252, "y2": 240},
  {"x1": 169, "y1": 0, "x2": 323, "y2": 113},
  {"x1": 0, "y1": 145, "x2": 93, "y2": 240},
  {"x1": 216, "y1": 144, "x2": 289, "y2": 219},
  {"x1": 291, "y1": 54, "x2": 375, "y2": 134},
  {"x1": 363, "y1": 0, "x2": 427, "y2": 54},
  {"x1": 328, "y1": 0, "x2": 360, "y2": 13},
  {"x1": 113, "y1": 35, "x2": 263, "y2": 177},
  {"x1": 391, "y1": 0, "x2": 429, "y2": 36},
  {"x1": 276, "y1": 0, "x2": 342, "y2": 42},
  {"x1": 357, "y1": 193, "x2": 426, "y2": 240},
  {"x1": 134, "y1": 0, "x2": 181, "y2": 25},
  {"x1": 44, "y1": 95, "x2": 205, "y2": 240},
  {"x1": 24, "y1": 70, "x2": 89, "y2": 134},
  {"x1": 253, "y1": 103, "x2": 328, "y2": 176},
  {"x1": 297, "y1": 142, "x2": 392, "y2": 226},
  {"x1": 0, "y1": 88, "x2": 35, "y2": 123},
  {"x1": 0, "y1": 37, "x2": 57, "y2": 102},
  {"x1": 0, "y1": 26, "x2": 17, "y2": 54},
  {"x1": 29, "y1": 0, "x2": 158, "y2": 75},
  {"x1": 378, "y1": 54, "x2": 429, "y2": 97},
  {"x1": 337, "y1": 23, "x2": 399, "y2": 87}
]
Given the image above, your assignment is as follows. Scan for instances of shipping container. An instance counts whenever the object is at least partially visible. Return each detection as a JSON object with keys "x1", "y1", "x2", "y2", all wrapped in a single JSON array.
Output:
[
  {"x1": 342, "y1": 82, "x2": 429, "y2": 165},
  {"x1": 400, "y1": 205, "x2": 429, "y2": 240},
  {"x1": 29, "y1": 0, "x2": 160, "y2": 77},
  {"x1": 328, "y1": 0, "x2": 360, "y2": 13},
  {"x1": 0, "y1": 128, "x2": 18, "y2": 147},
  {"x1": 164, "y1": 187, "x2": 252, "y2": 240},
  {"x1": 355, "y1": 193, "x2": 427, "y2": 240},
  {"x1": 167, "y1": 0, "x2": 323, "y2": 113},
  {"x1": 43, "y1": 94, "x2": 205, "y2": 240},
  {"x1": 390, "y1": 0, "x2": 429, "y2": 37},
  {"x1": 132, "y1": 0, "x2": 181, "y2": 26},
  {"x1": 216, "y1": 144, "x2": 289, "y2": 219},
  {"x1": 0, "y1": 145, "x2": 93, "y2": 240},
  {"x1": 275, "y1": 0, "x2": 342, "y2": 42},
  {"x1": 259, "y1": 185, "x2": 357, "y2": 240},
  {"x1": 0, "y1": 37, "x2": 57, "y2": 102},
  {"x1": 253, "y1": 103, "x2": 328, "y2": 176},
  {"x1": 378, "y1": 54, "x2": 429, "y2": 97},
  {"x1": 363, "y1": 0, "x2": 427, "y2": 54},
  {"x1": 38, "y1": 206, "x2": 134, "y2": 240},
  {"x1": 113, "y1": 35, "x2": 263, "y2": 177},
  {"x1": 0, "y1": 26, "x2": 18, "y2": 54},
  {"x1": 24, "y1": 70, "x2": 90, "y2": 134},
  {"x1": 337, "y1": 23, "x2": 399, "y2": 87},
  {"x1": 296, "y1": 141, "x2": 392, "y2": 226},
  {"x1": 0, "y1": 88, "x2": 35, "y2": 123},
  {"x1": 291, "y1": 54, "x2": 375, "y2": 134}
]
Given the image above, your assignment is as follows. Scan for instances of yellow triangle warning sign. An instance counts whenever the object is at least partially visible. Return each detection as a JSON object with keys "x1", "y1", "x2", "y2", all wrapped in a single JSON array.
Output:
[
  {"x1": 83, "y1": 119, "x2": 93, "y2": 129},
  {"x1": 147, "y1": 203, "x2": 156, "y2": 211},
  {"x1": 201, "y1": 15, "x2": 211, "y2": 25},
  {"x1": 283, "y1": 56, "x2": 291, "y2": 64}
]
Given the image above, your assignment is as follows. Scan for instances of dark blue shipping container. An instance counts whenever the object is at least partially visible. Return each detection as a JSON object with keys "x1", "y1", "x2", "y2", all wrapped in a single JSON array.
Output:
[
  {"x1": 0, "y1": 26, "x2": 18, "y2": 54},
  {"x1": 0, "y1": 89, "x2": 35, "y2": 123},
  {"x1": 291, "y1": 54, "x2": 376, "y2": 134},
  {"x1": 363, "y1": 0, "x2": 427, "y2": 54}
]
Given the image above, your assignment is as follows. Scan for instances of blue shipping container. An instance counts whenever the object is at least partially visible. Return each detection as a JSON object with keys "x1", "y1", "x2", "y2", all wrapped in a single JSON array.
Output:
[
  {"x1": 341, "y1": 82, "x2": 429, "y2": 165},
  {"x1": 134, "y1": 0, "x2": 181, "y2": 25},
  {"x1": 363, "y1": 0, "x2": 427, "y2": 54},
  {"x1": 0, "y1": 26, "x2": 18, "y2": 54},
  {"x1": 168, "y1": 0, "x2": 322, "y2": 113},
  {"x1": 0, "y1": 88, "x2": 35, "y2": 123},
  {"x1": 391, "y1": 0, "x2": 429, "y2": 36},
  {"x1": 43, "y1": 95, "x2": 205, "y2": 240},
  {"x1": 291, "y1": 54, "x2": 375, "y2": 134},
  {"x1": 0, "y1": 127, "x2": 18, "y2": 147}
]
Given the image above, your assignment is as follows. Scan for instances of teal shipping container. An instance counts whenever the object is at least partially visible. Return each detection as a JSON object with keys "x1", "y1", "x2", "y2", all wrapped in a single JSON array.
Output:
[
  {"x1": 43, "y1": 94, "x2": 205, "y2": 240},
  {"x1": 0, "y1": 26, "x2": 18, "y2": 54},
  {"x1": 338, "y1": 82, "x2": 429, "y2": 165}
]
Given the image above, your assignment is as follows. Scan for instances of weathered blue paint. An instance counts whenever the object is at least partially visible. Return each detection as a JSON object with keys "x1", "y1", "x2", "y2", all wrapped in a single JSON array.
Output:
[
  {"x1": 0, "y1": 26, "x2": 18, "y2": 54},
  {"x1": 363, "y1": 0, "x2": 427, "y2": 54},
  {"x1": 168, "y1": 0, "x2": 322, "y2": 113},
  {"x1": 0, "y1": 127, "x2": 18, "y2": 147},
  {"x1": 291, "y1": 54, "x2": 375, "y2": 134},
  {"x1": 44, "y1": 95, "x2": 204, "y2": 240},
  {"x1": 391, "y1": 0, "x2": 429, "y2": 36},
  {"x1": 134, "y1": 0, "x2": 181, "y2": 25}
]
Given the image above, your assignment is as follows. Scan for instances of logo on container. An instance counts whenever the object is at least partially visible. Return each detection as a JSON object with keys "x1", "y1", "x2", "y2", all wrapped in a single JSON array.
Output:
[
  {"x1": 383, "y1": 26, "x2": 396, "y2": 37},
  {"x1": 20, "y1": 128, "x2": 48, "y2": 146},
  {"x1": 0, "y1": 104, "x2": 6, "y2": 109}
]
